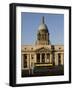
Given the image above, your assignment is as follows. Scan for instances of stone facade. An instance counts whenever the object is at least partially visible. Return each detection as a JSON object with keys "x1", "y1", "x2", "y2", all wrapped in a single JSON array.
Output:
[{"x1": 21, "y1": 16, "x2": 64, "y2": 71}]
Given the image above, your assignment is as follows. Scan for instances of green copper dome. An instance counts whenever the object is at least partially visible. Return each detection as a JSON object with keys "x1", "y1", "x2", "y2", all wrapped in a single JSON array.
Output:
[{"x1": 38, "y1": 16, "x2": 48, "y2": 32}]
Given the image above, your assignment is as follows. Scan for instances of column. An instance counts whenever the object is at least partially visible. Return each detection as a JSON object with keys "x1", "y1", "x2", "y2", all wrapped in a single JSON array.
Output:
[
  {"x1": 50, "y1": 53, "x2": 52, "y2": 63},
  {"x1": 35, "y1": 54, "x2": 37, "y2": 63},
  {"x1": 45, "y1": 53, "x2": 47, "y2": 63},
  {"x1": 55, "y1": 53, "x2": 58, "y2": 65},
  {"x1": 27, "y1": 54, "x2": 29, "y2": 68},
  {"x1": 21, "y1": 54, "x2": 24, "y2": 69},
  {"x1": 61, "y1": 53, "x2": 64, "y2": 65},
  {"x1": 28, "y1": 54, "x2": 31, "y2": 75},
  {"x1": 29, "y1": 54, "x2": 31, "y2": 68},
  {"x1": 40, "y1": 53, "x2": 42, "y2": 63},
  {"x1": 46, "y1": 53, "x2": 50, "y2": 63}
]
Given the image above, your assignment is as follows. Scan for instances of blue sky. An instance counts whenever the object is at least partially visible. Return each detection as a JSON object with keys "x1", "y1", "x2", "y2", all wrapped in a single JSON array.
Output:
[{"x1": 21, "y1": 12, "x2": 64, "y2": 45}]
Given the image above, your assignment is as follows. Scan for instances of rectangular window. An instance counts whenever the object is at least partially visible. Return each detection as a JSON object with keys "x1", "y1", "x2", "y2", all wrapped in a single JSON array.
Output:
[
  {"x1": 58, "y1": 53, "x2": 61, "y2": 65},
  {"x1": 42, "y1": 53, "x2": 45, "y2": 63},
  {"x1": 36, "y1": 53, "x2": 40, "y2": 63},
  {"x1": 23, "y1": 54, "x2": 27, "y2": 68},
  {"x1": 31, "y1": 54, "x2": 34, "y2": 59}
]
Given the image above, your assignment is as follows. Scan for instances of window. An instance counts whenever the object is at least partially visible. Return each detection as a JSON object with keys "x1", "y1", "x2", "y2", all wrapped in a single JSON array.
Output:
[
  {"x1": 59, "y1": 48, "x2": 61, "y2": 49},
  {"x1": 23, "y1": 54, "x2": 27, "y2": 68},
  {"x1": 47, "y1": 53, "x2": 50, "y2": 59},
  {"x1": 58, "y1": 53, "x2": 61, "y2": 65},
  {"x1": 42, "y1": 53, "x2": 45, "y2": 63},
  {"x1": 37, "y1": 53, "x2": 40, "y2": 63},
  {"x1": 31, "y1": 48, "x2": 33, "y2": 50},
  {"x1": 31, "y1": 54, "x2": 34, "y2": 59},
  {"x1": 25, "y1": 48, "x2": 26, "y2": 50}
]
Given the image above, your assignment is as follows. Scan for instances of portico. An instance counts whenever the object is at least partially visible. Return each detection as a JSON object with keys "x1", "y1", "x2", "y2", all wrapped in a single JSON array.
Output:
[
  {"x1": 36, "y1": 53, "x2": 51, "y2": 63},
  {"x1": 21, "y1": 49, "x2": 64, "y2": 70}
]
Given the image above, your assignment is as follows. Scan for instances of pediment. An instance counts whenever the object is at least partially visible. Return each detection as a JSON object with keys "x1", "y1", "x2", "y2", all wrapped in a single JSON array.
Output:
[{"x1": 35, "y1": 47, "x2": 50, "y2": 52}]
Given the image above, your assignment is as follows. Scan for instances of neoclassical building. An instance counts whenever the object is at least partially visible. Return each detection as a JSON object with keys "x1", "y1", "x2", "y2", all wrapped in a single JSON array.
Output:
[{"x1": 21, "y1": 17, "x2": 64, "y2": 72}]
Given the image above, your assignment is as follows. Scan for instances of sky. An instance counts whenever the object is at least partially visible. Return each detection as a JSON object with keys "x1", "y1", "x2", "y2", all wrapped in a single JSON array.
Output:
[{"x1": 21, "y1": 12, "x2": 64, "y2": 45}]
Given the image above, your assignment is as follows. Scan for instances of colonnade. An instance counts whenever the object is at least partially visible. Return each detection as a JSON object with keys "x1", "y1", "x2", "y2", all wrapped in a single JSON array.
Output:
[{"x1": 21, "y1": 52, "x2": 64, "y2": 69}]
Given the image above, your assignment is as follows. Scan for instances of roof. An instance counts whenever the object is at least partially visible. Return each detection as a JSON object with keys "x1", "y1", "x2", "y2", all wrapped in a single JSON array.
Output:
[
  {"x1": 38, "y1": 23, "x2": 48, "y2": 31},
  {"x1": 38, "y1": 16, "x2": 48, "y2": 32}
]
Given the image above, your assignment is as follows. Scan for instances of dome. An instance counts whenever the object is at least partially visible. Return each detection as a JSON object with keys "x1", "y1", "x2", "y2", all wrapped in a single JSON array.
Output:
[
  {"x1": 38, "y1": 16, "x2": 49, "y2": 33},
  {"x1": 38, "y1": 23, "x2": 48, "y2": 30}
]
